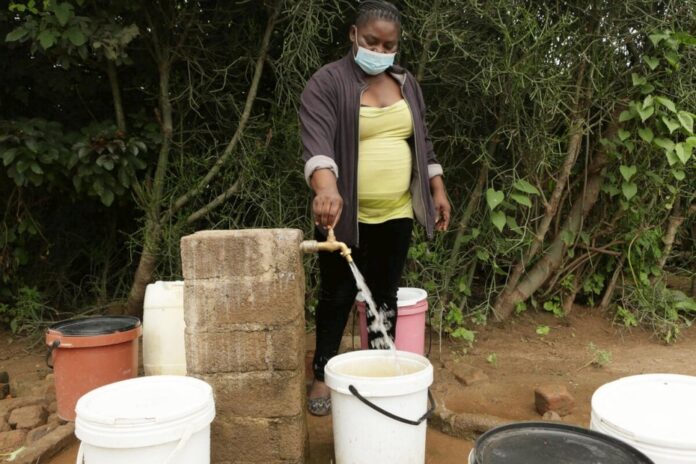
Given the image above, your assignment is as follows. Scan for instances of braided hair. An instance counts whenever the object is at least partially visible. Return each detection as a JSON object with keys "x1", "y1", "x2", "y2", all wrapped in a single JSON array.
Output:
[{"x1": 355, "y1": 0, "x2": 401, "y2": 27}]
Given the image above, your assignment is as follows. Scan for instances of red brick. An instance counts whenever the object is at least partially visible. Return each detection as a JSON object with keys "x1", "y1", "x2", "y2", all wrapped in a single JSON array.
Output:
[
  {"x1": 444, "y1": 360, "x2": 489, "y2": 386},
  {"x1": 535, "y1": 384, "x2": 575, "y2": 416}
]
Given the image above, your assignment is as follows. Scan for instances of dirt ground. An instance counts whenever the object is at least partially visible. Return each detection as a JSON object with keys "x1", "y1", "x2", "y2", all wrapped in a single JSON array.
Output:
[{"x1": 3, "y1": 307, "x2": 694, "y2": 463}]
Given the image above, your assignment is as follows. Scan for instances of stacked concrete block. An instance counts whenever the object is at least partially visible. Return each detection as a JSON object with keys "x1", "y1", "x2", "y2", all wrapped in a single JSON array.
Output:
[{"x1": 181, "y1": 229, "x2": 307, "y2": 464}]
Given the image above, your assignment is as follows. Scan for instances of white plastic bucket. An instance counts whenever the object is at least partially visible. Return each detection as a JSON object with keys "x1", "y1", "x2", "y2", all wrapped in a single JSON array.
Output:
[
  {"x1": 324, "y1": 350, "x2": 434, "y2": 464},
  {"x1": 143, "y1": 281, "x2": 187, "y2": 375},
  {"x1": 75, "y1": 375, "x2": 215, "y2": 464},
  {"x1": 591, "y1": 373, "x2": 696, "y2": 464}
]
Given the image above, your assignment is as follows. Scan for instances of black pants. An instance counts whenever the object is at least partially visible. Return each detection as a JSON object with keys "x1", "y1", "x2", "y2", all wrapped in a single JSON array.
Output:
[{"x1": 312, "y1": 218, "x2": 413, "y2": 381}]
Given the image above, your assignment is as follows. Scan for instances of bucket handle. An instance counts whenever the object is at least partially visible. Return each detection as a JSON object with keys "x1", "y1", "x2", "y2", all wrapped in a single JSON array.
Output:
[
  {"x1": 348, "y1": 385, "x2": 435, "y2": 426},
  {"x1": 74, "y1": 426, "x2": 193, "y2": 464},
  {"x1": 162, "y1": 424, "x2": 194, "y2": 464},
  {"x1": 46, "y1": 340, "x2": 60, "y2": 369}
]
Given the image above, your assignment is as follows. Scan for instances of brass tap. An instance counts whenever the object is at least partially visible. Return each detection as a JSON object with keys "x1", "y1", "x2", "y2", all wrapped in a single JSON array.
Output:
[{"x1": 300, "y1": 228, "x2": 353, "y2": 263}]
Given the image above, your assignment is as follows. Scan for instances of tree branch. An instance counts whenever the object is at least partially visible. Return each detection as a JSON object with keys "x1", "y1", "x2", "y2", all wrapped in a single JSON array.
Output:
[
  {"x1": 186, "y1": 178, "x2": 242, "y2": 224},
  {"x1": 163, "y1": 0, "x2": 281, "y2": 222},
  {"x1": 106, "y1": 60, "x2": 127, "y2": 134}
]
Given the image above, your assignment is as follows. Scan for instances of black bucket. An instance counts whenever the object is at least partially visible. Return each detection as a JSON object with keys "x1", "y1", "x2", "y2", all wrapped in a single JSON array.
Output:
[{"x1": 470, "y1": 422, "x2": 654, "y2": 464}]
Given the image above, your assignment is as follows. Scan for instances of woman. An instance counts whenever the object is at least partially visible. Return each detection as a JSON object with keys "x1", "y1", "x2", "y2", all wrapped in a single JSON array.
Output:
[{"x1": 299, "y1": 0, "x2": 451, "y2": 416}]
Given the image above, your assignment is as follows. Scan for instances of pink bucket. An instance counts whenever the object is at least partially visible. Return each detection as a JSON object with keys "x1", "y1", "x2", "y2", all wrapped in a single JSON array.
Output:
[{"x1": 356, "y1": 288, "x2": 428, "y2": 355}]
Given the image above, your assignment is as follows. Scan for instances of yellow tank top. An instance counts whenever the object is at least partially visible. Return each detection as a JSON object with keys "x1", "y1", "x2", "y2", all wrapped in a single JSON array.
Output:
[{"x1": 358, "y1": 99, "x2": 414, "y2": 224}]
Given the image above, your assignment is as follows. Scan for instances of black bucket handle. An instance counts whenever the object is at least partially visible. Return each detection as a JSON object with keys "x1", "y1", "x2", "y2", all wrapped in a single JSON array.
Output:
[
  {"x1": 45, "y1": 340, "x2": 60, "y2": 369},
  {"x1": 348, "y1": 384, "x2": 435, "y2": 426}
]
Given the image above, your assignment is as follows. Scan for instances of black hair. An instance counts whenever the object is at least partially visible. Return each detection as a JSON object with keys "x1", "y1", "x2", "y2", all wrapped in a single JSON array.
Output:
[{"x1": 355, "y1": 0, "x2": 401, "y2": 27}]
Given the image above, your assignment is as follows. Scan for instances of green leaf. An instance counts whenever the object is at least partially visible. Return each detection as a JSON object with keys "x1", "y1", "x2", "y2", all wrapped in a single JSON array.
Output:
[
  {"x1": 637, "y1": 105, "x2": 654, "y2": 122},
  {"x1": 560, "y1": 230, "x2": 575, "y2": 246},
  {"x1": 674, "y1": 298, "x2": 696, "y2": 312},
  {"x1": 674, "y1": 143, "x2": 691, "y2": 164},
  {"x1": 643, "y1": 55, "x2": 659, "y2": 70},
  {"x1": 621, "y1": 182, "x2": 637, "y2": 201},
  {"x1": 637, "y1": 127, "x2": 654, "y2": 143},
  {"x1": 2, "y1": 148, "x2": 18, "y2": 166},
  {"x1": 643, "y1": 95, "x2": 654, "y2": 109},
  {"x1": 654, "y1": 138, "x2": 675, "y2": 151},
  {"x1": 64, "y1": 27, "x2": 87, "y2": 46},
  {"x1": 619, "y1": 110, "x2": 635, "y2": 122},
  {"x1": 37, "y1": 30, "x2": 57, "y2": 50},
  {"x1": 649, "y1": 33, "x2": 668, "y2": 47},
  {"x1": 666, "y1": 150, "x2": 679, "y2": 166},
  {"x1": 510, "y1": 193, "x2": 532, "y2": 207},
  {"x1": 602, "y1": 183, "x2": 620, "y2": 197},
  {"x1": 5, "y1": 27, "x2": 29, "y2": 42},
  {"x1": 101, "y1": 189, "x2": 115, "y2": 207},
  {"x1": 619, "y1": 165, "x2": 637, "y2": 181},
  {"x1": 536, "y1": 325, "x2": 550, "y2": 336},
  {"x1": 485, "y1": 188, "x2": 504, "y2": 211},
  {"x1": 686, "y1": 137, "x2": 696, "y2": 148},
  {"x1": 30, "y1": 163, "x2": 43, "y2": 174},
  {"x1": 52, "y1": 2, "x2": 74, "y2": 27},
  {"x1": 490, "y1": 211, "x2": 506, "y2": 232},
  {"x1": 631, "y1": 73, "x2": 647, "y2": 87},
  {"x1": 673, "y1": 32, "x2": 696, "y2": 46},
  {"x1": 662, "y1": 117, "x2": 680, "y2": 134},
  {"x1": 640, "y1": 84, "x2": 655, "y2": 95},
  {"x1": 655, "y1": 96, "x2": 677, "y2": 113},
  {"x1": 513, "y1": 179, "x2": 540, "y2": 195},
  {"x1": 617, "y1": 129, "x2": 630, "y2": 141},
  {"x1": 677, "y1": 111, "x2": 694, "y2": 134},
  {"x1": 665, "y1": 50, "x2": 680, "y2": 67},
  {"x1": 672, "y1": 169, "x2": 685, "y2": 181}
]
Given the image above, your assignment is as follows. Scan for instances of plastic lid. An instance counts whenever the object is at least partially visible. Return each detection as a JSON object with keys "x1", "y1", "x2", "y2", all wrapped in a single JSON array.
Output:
[
  {"x1": 75, "y1": 375, "x2": 215, "y2": 448},
  {"x1": 49, "y1": 316, "x2": 140, "y2": 336},
  {"x1": 474, "y1": 422, "x2": 653, "y2": 464},
  {"x1": 356, "y1": 287, "x2": 427, "y2": 307},
  {"x1": 591, "y1": 374, "x2": 696, "y2": 449}
]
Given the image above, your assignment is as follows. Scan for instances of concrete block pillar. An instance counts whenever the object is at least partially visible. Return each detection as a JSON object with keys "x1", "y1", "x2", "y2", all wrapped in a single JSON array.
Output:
[{"x1": 180, "y1": 229, "x2": 306, "y2": 463}]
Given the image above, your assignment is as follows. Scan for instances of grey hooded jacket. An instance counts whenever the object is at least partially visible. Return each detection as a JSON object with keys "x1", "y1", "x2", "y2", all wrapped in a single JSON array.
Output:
[{"x1": 299, "y1": 52, "x2": 444, "y2": 246}]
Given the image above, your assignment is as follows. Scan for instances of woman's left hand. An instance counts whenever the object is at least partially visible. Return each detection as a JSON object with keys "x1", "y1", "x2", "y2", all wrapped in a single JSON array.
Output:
[{"x1": 430, "y1": 176, "x2": 451, "y2": 231}]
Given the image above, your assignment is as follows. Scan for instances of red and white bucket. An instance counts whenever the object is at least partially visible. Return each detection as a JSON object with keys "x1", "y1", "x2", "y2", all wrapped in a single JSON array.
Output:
[{"x1": 356, "y1": 288, "x2": 428, "y2": 355}]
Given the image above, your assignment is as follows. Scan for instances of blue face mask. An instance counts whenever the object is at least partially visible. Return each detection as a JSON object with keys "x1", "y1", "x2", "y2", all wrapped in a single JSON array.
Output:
[{"x1": 354, "y1": 43, "x2": 396, "y2": 75}]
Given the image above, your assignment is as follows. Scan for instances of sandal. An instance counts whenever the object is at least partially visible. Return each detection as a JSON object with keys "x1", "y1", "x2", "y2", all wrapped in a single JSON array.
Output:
[{"x1": 308, "y1": 396, "x2": 331, "y2": 416}]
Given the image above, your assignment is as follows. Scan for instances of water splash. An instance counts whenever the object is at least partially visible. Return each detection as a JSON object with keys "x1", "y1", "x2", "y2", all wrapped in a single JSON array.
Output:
[{"x1": 348, "y1": 261, "x2": 396, "y2": 351}]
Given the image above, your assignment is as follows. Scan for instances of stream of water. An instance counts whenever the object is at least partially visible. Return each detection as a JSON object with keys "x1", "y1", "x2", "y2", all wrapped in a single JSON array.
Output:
[{"x1": 348, "y1": 261, "x2": 398, "y2": 354}]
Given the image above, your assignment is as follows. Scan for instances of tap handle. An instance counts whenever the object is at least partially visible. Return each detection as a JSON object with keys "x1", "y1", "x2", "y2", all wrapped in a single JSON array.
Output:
[{"x1": 326, "y1": 227, "x2": 337, "y2": 242}]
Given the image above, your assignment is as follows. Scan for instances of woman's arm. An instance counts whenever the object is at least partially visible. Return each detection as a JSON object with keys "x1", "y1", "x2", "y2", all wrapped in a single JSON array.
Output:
[{"x1": 299, "y1": 71, "x2": 343, "y2": 228}]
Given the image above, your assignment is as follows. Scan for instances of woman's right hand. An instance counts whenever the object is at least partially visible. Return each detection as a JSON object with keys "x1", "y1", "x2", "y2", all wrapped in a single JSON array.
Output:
[{"x1": 311, "y1": 169, "x2": 343, "y2": 228}]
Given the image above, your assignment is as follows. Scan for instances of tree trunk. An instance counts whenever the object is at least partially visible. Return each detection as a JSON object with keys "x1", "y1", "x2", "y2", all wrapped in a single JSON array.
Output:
[
  {"x1": 493, "y1": 111, "x2": 621, "y2": 320},
  {"x1": 125, "y1": 3, "x2": 281, "y2": 316},
  {"x1": 106, "y1": 60, "x2": 127, "y2": 134},
  {"x1": 656, "y1": 200, "x2": 688, "y2": 271},
  {"x1": 493, "y1": 62, "x2": 590, "y2": 319}
]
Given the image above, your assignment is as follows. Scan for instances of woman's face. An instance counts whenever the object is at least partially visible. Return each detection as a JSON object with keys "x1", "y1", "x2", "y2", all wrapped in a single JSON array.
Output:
[{"x1": 350, "y1": 19, "x2": 399, "y2": 54}]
